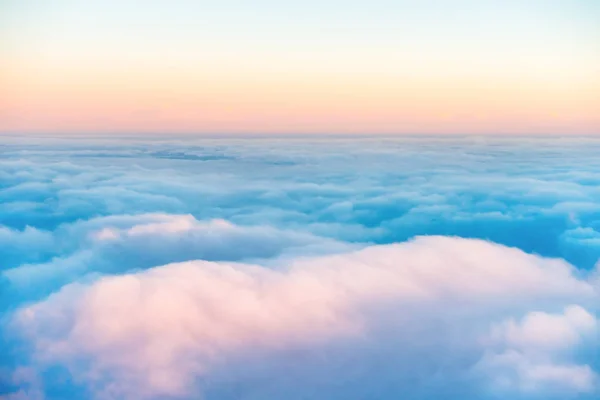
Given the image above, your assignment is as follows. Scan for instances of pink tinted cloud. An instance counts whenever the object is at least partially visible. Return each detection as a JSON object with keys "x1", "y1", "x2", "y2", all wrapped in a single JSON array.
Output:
[{"x1": 14, "y1": 236, "x2": 599, "y2": 399}]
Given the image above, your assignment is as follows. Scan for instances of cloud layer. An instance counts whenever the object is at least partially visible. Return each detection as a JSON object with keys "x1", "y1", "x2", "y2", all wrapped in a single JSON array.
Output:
[
  {"x1": 2, "y1": 136, "x2": 600, "y2": 268},
  {"x1": 1, "y1": 136, "x2": 600, "y2": 399}
]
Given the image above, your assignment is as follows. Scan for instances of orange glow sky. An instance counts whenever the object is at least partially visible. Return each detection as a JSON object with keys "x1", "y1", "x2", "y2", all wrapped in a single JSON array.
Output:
[{"x1": 1, "y1": 0, "x2": 599, "y2": 135}]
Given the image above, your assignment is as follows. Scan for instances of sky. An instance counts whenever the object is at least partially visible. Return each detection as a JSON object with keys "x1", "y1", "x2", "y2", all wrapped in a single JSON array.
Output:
[
  {"x1": 0, "y1": 135, "x2": 599, "y2": 399},
  {"x1": 1, "y1": 0, "x2": 599, "y2": 135}
]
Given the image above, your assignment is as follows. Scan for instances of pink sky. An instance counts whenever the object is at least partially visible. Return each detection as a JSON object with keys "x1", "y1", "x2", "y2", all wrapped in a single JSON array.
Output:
[{"x1": 2, "y1": 1, "x2": 599, "y2": 135}]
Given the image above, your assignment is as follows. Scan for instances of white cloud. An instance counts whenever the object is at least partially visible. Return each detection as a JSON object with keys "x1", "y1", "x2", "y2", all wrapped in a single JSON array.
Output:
[
  {"x1": 13, "y1": 236, "x2": 599, "y2": 399},
  {"x1": 494, "y1": 305, "x2": 597, "y2": 352},
  {"x1": 480, "y1": 351, "x2": 596, "y2": 394},
  {"x1": 478, "y1": 306, "x2": 598, "y2": 395}
]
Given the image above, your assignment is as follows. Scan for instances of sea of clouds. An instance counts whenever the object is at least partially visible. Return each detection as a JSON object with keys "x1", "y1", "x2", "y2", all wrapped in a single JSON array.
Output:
[{"x1": 0, "y1": 135, "x2": 599, "y2": 399}]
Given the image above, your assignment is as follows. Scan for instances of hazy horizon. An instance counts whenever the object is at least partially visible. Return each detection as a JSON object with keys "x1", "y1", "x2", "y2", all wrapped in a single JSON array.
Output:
[{"x1": 2, "y1": 0, "x2": 599, "y2": 135}]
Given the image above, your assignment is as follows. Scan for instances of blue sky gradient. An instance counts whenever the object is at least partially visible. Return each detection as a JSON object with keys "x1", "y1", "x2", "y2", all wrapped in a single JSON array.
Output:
[{"x1": 2, "y1": 0, "x2": 599, "y2": 134}]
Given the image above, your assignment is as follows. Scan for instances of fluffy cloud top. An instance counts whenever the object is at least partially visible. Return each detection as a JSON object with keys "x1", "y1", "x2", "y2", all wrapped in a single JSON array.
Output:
[
  {"x1": 12, "y1": 237, "x2": 599, "y2": 399},
  {"x1": 479, "y1": 306, "x2": 598, "y2": 394},
  {"x1": 2, "y1": 136, "x2": 600, "y2": 268}
]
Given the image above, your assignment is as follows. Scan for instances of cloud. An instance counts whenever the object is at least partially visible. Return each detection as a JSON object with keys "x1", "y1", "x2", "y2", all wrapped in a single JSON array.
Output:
[
  {"x1": 478, "y1": 306, "x2": 598, "y2": 395},
  {"x1": 3, "y1": 136, "x2": 600, "y2": 399},
  {"x1": 1, "y1": 214, "x2": 355, "y2": 311},
  {"x1": 11, "y1": 236, "x2": 599, "y2": 399},
  {"x1": 560, "y1": 228, "x2": 600, "y2": 269},
  {"x1": 2, "y1": 137, "x2": 600, "y2": 269},
  {"x1": 0, "y1": 225, "x2": 54, "y2": 270},
  {"x1": 493, "y1": 305, "x2": 597, "y2": 352}
]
